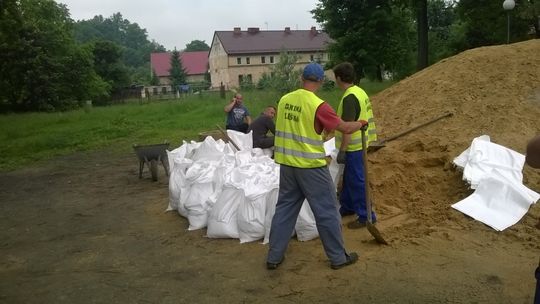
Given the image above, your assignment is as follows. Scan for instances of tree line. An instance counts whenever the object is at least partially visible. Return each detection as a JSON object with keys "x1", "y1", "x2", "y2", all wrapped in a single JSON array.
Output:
[
  {"x1": 313, "y1": 0, "x2": 539, "y2": 81},
  {"x1": 1, "y1": 0, "x2": 538, "y2": 112},
  {"x1": 0, "y1": 0, "x2": 209, "y2": 112}
]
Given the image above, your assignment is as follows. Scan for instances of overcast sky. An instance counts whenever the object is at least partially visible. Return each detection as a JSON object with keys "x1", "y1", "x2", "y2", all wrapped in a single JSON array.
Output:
[{"x1": 56, "y1": 0, "x2": 322, "y2": 51}]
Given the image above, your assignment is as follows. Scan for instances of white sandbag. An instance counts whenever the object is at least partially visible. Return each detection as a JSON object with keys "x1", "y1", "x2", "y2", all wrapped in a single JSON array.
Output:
[
  {"x1": 324, "y1": 137, "x2": 336, "y2": 156},
  {"x1": 183, "y1": 162, "x2": 217, "y2": 230},
  {"x1": 454, "y1": 135, "x2": 525, "y2": 189},
  {"x1": 227, "y1": 129, "x2": 253, "y2": 151},
  {"x1": 166, "y1": 144, "x2": 188, "y2": 212},
  {"x1": 206, "y1": 186, "x2": 244, "y2": 239},
  {"x1": 190, "y1": 136, "x2": 228, "y2": 162},
  {"x1": 452, "y1": 169, "x2": 539, "y2": 231},
  {"x1": 238, "y1": 191, "x2": 268, "y2": 243},
  {"x1": 263, "y1": 188, "x2": 279, "y2": 244},
  {"x1": 167, "y1": 157, "x2": 192, "y2": 217},
  {"x1": 185, "y1": 182, "x2": 213, "y2": 230},
  {"x1": 295, "y1": 200, "x2": 319, "y2": 241}
]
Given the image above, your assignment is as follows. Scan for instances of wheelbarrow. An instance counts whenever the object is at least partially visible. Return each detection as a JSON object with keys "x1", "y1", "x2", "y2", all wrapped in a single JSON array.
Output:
[{"x1": 132, "y1": 142, "x2": 170, "y2": 181}]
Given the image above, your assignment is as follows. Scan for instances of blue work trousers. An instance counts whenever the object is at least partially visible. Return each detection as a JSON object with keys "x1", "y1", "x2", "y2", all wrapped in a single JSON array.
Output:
[
  {"x1": 267, "y1": 165, "x2": 349, "y2": 265},
  {"x1": 340, "y1": 150, "x2": 377, "y2": 222}
]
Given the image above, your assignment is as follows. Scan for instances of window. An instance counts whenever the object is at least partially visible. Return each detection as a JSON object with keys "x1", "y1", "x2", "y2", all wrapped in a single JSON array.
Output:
[
  {"x1": 270, "y1": 56, "x2": 274, "y2": 63},
  {"x1": 238, "y1": 75, "x2": 244, "y2": 84},
  {"x1": 161, "y1": 87, "x2": 167, "y2": 94},
  {"x1": 246, "y1": 57, "x2": 250, "y2": 64},
  {"x1": 261, "y1": 56, "x2": 266, "y2": 64},
  {"x1": 246, "y1": 74, "x2": 252, "y2": 83},
  {"x1": 310, "y1": 54, "x2": 314, "y2": 61},
  {"x1": 237, "y1": 57, "x2": 241, "y2": 64}
]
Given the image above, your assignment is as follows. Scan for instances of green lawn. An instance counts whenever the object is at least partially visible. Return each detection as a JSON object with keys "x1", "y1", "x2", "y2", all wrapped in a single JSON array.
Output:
[{"x1": 0, "y1": 81, "x2": 394, "y2": 171}]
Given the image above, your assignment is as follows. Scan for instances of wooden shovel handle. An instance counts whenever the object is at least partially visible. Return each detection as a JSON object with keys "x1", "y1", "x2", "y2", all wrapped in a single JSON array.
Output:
[
  {"x1": 380, "y1": 112, "x2": 453, "y2": 145},
  {"x1": 216, "y1": 125, "x2": 241, "y2": 151}
]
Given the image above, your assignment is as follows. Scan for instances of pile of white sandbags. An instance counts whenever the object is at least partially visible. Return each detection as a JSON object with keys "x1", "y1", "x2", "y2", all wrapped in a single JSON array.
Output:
[{"x1": 167, "y1": 131, "x2": 340, "y2": 243}]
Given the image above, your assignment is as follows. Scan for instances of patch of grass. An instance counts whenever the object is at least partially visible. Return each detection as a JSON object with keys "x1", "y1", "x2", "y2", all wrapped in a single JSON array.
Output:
[{"x1": 0, "y1": 81, "x2": 394, "y2": 171}]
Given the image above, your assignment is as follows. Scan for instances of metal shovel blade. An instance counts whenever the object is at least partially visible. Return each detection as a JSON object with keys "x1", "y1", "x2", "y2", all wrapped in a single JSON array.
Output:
[{"x1": 367, "y1": 222, "x2": 388, "y2": 245}]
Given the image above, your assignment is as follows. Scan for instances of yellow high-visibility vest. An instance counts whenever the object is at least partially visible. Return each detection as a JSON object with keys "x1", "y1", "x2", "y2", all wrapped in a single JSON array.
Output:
[
  {"x1": 335, "y1": 85, "x2": 377, "y2": 151},
  {"x1": 274, "y1": 89, "x2": 327, "y2": 168}
]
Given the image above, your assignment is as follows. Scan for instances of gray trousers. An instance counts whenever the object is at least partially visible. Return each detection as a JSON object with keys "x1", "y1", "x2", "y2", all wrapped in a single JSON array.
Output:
[{"x1": 267, "y1": 165, "x2": 349, "y2": 265}]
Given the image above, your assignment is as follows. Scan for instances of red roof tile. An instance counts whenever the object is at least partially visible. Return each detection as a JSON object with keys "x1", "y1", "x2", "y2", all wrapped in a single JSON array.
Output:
[
  {"x1": 213, "y1": 27, "x2": 332, "y2": 55},
  {"x1": 150, "y1": 51, "x2": 208, "y2": 77}
]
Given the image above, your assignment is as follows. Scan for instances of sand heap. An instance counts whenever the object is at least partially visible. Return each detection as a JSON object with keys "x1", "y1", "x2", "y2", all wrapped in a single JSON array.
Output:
[{"x1": 365, "y1": 39, "x2": 540, "y2": 245}]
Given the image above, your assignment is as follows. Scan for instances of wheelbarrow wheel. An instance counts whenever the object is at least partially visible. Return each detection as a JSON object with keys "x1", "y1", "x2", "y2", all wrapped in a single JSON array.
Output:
[{"x1": 150, "y1": 159, "x2": 158, "y2": 181}]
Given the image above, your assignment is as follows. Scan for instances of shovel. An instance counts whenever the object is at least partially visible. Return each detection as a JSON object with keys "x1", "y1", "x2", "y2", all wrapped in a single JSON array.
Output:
[
  {"x1": 360, "y1": 126, "x2": 389, "y2": 245},
  {"x1": 216, "y1": 125, "x2": 241, "y2": 151},
  {"x1": 368, "y1": 112, "x2": 453, "y2": 152}
]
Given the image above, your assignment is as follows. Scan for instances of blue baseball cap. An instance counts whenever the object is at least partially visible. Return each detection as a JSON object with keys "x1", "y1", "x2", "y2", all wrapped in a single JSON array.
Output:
[{"x1": 302, "y1": 62, "x2": 325, "y2": 82}]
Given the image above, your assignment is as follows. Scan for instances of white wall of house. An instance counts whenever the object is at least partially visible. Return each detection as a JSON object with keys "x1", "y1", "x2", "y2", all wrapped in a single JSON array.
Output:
[{"x1": 209, "y1": 34, "x2": 332, "y2": 89}]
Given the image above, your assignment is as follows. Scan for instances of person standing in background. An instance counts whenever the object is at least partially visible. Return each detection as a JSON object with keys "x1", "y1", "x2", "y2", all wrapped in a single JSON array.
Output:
[{"x1": 224, "y1": 93, "x2": 252, "y2": 133}]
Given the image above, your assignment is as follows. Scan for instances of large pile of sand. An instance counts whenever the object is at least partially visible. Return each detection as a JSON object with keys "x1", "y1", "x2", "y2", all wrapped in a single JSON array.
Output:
[{"x1": 365, "y1": 39, "x2": 540, "y2": 246}]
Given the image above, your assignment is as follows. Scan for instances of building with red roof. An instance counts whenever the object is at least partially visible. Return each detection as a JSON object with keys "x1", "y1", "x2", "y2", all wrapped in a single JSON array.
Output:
[
  {"x1": 209, "y1": 26, "x2": 332, "y2": 89},
  {"x1": 150, "y1": 51, "x2": 209, "y2": 85}
]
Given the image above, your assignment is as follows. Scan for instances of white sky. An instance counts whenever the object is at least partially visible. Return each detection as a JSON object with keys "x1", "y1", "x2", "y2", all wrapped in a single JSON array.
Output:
[{"x1": 56, "y1": 0, "x2": 322, "y2": 51}]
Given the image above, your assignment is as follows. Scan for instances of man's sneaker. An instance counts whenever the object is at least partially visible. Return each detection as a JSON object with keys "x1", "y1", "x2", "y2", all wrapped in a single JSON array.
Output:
[
  {"x1": 266, "y1": 257, "x2": 284, "y2": 270},
  {"x1": 330, "y1": 252, "x2": 359, "y2": 270}
]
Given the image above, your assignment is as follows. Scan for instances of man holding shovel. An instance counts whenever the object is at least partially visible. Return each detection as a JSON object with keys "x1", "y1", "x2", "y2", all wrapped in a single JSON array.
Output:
[{"x1": 333, "y1": 62, "x2": 378, "y2": 229}]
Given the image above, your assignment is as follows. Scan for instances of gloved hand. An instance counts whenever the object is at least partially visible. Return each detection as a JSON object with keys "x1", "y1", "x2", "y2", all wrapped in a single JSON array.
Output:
[
  {"x1": 337, "y1": 151, "x2": 346, "y2": 164},
  {"x1": 360, "y1": 120, "x2": 368, "y2": 130}
]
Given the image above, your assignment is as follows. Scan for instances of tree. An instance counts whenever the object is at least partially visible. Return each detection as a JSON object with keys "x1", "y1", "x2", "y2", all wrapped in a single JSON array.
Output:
[
  {"x1": 427, "y1": 0, "x2": 457, "y2": 63},
  {"x1": 185, "y1": 40, "x2": 210, "y2": 51},
  {"x1": 168, "y1": 49, "x2": 186, "y2": 92},
  {"x1": 454, "y1": 0, "x2": 532, "y2": 50},
  {"x1": 415, "y1": 0, "x2": 428, "y2": 71},
  {"x1": 0, "y1": 0, "x2": 107, "y2": 112},
  {"x1": 269, "y1": 50, "x2": 301, "y2": 94},
  {"x1": 91, "y1": 40, "x2": 130, "y2": 93},
  {"x1": 73, "y1": 13, "x2": 166, "y2": 85},
  {"x1": 312, "y1": 0, "x2": 415, "y2": 81},
  {"x1": 150, "y1": 69, "x2": 160, "y2": 85}
]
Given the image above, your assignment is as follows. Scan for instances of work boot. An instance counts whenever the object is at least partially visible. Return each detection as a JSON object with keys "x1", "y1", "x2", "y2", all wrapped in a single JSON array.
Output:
[
  {"x1": 330, "y1": 252, "x2": 358, "y2": 270},
  {"x1": 266, "y1": 257, "x2": 284, "y2": 270}
]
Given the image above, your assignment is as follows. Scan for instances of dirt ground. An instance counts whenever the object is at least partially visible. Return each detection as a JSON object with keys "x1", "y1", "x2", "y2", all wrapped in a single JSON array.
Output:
[{"x1": 1, "y1": 40, "x2": 539, "y2": 304}]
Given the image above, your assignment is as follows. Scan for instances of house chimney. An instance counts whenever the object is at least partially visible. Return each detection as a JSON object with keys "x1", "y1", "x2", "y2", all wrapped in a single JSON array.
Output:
[
  {"x1": 310, "y1": 26, "x2": 317, "y2": 35},
  {"x1": 284, "y1": 27, "x2": 291, "y2": 34},
  {"x1": 247, "y1": 27, "x2": 260, "y2": 34},
  {"x1": 233, "y1": 27, "x2": 241, "y2": 35}
]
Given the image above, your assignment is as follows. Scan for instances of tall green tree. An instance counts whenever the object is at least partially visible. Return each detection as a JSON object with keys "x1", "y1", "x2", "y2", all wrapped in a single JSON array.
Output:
[
  {"x1": 454, "y1": 0, "x2": 532, "y2": 50},
  {"x1": 312, "y1": 0, "x2": 415, "y2": 81},
  {"x1": 73, "y1": 13, "x2": 166, "y2": 85},
  {"x1": 427, "y1": 0, "x2": 457, "y2": 63},
  {"x1": 269, "y1": 50, "x2": 301, "y2": 94},
  {"x1": 92, "y1": 40, "x2": 130, "y2": 92},
  {"x1": 415, "y1": 0, "x2": 428, "y2": 70},
  {"x1": 168, "y1": 49, "x2": 186, "y2": 91},
  {"x1": 185, "y1": 40, "x2": 210, "y2": 51},
  {"x1": 0, "y1": 0, "x2": 107, "y2": 112}
]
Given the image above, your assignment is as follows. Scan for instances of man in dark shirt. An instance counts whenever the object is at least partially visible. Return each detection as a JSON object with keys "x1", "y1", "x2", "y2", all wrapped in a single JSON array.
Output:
[{"x1": 248, "y1": 106, "x2": 276, "y2": 149}]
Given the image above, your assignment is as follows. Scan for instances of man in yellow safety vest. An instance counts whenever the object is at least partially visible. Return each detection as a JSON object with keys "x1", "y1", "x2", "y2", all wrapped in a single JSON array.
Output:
[{"x1": 333, "y1": 62, "x2": 378, "y2": 229}]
